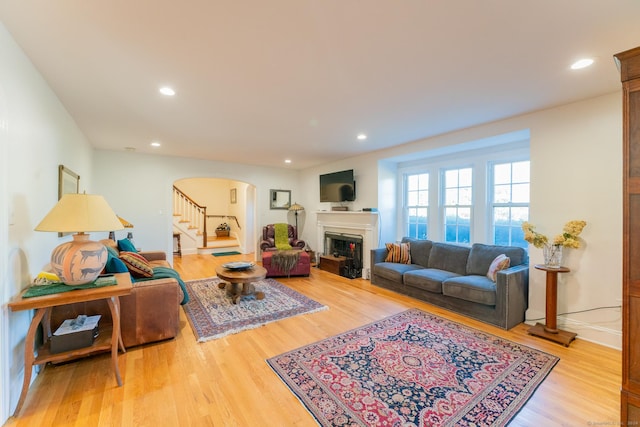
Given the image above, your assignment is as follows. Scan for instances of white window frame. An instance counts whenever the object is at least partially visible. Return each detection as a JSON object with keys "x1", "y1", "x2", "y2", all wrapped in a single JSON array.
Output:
[
  {"x1": 397, "y1": 136, "x2": 529, "y2": 245},
  {"x1": 488, "y1": 159, "x2": 531, "y2": 247},
  {"x1": 403, "y1": 172, "x2": 429, "y2": 240}
]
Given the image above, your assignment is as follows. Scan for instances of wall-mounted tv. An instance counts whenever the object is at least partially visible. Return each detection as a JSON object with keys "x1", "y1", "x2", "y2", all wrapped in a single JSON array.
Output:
[{"x1": 320, "y1": 169, "x2": 356, "y2": 202}]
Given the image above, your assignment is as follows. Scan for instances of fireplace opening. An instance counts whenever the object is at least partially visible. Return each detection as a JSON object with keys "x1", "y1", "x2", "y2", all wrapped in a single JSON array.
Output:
[{"x1": 324, "y1": 232, "x2": 363, "y2": 279}]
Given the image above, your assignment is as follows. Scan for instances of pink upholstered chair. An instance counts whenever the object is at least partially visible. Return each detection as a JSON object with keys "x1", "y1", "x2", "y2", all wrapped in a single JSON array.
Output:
[{"x1": 259, "y1": 224, "x2": 305, "y2": 252}]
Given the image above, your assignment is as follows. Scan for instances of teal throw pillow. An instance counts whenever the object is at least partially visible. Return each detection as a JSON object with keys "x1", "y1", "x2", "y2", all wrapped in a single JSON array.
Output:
[
  {"x1": 117, "y1": 238, "x2": 137, "y2": 253},
  {"x1": 105, "y1": 250, "x2": 129, "y2": 274}
]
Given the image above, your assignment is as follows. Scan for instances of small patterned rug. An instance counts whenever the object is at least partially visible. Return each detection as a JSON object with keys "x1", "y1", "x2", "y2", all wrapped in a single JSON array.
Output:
[
  {"x1": 183, "y1": 277, "x2": 327, "y2": 342},
  {"x1": 267, "y1": 309, "x2": 558, "y2": 426}
]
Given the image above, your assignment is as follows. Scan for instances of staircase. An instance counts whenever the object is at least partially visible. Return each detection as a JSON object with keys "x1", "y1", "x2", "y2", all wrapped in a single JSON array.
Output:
[
  {"x1": 172, "y1": 186, "x2": 242, "y2": 255},
  {"x1": 172, "y1": 214, "x2": 240, "y2": 255}
]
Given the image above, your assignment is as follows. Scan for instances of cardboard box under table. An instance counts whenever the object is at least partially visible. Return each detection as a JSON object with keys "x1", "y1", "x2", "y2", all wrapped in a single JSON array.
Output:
[{"x1": 51, "y1": 315, "x2": 101, "y2": 353}]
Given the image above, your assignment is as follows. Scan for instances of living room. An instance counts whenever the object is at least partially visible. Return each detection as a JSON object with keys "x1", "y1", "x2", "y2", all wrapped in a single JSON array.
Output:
[{"x1": 1, "y1": 2, "x2": 637, "y2": 425}]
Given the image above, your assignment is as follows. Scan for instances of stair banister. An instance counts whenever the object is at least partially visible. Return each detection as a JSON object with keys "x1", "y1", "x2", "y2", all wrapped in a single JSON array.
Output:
[{"x1": 173, "y1": 186, "x2": 207, "y2": 247}]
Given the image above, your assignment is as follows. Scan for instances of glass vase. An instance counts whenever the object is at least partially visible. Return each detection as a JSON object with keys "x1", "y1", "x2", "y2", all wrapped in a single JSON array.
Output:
[{"x1": 543, "y1": 244, "x2": 563, "y2": 268}]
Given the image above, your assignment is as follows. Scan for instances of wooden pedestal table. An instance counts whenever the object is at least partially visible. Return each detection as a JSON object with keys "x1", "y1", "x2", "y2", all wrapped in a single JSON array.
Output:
[
  {"x1": 8, "y1": 272, "x2": 132, "y2": 416},
  {"x1": 215, "y1": 265, "x2": 267, "y2": 304},
  {"x1": 528, "y1": 265, "x2": 577, "y2": 346}
]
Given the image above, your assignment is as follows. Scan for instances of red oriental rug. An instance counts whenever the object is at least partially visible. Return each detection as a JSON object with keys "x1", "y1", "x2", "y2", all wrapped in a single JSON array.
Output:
[{"x1": 267, "y1": 309, "x2": 558, "y2": 426}]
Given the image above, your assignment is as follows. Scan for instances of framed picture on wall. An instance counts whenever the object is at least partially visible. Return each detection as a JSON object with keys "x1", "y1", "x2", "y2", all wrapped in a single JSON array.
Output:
[
  {"x1": 230, "y1": 188, "x2": 237, "y2": 204},
  {"x1": 58, "y1": 165, "x2": 80, "y2": 236}
]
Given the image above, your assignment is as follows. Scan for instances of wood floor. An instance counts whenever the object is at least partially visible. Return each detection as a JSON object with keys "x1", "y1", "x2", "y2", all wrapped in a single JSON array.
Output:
[{"x1": 5, "y1": 254, "x2": 621, "y2": 426}]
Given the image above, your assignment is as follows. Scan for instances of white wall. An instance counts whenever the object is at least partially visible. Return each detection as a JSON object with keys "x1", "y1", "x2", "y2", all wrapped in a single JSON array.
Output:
[
  {"x1": 0, "y1": 19, "x2": 625, "y2": 424},
  {"x1": 298, "y1": 92, "x2": 622, "y2": 348},
  {"x1": 0, "y1": 22, "x2": 95, "y2": 422},
  {"x1": 92, "y1": 151, "x2": 302, "y2": 257}
]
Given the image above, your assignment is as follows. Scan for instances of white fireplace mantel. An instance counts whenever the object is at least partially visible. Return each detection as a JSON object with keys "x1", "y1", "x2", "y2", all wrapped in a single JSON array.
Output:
[{"x1": 316, "y1": 211, "x2": 379, "y2": 278}]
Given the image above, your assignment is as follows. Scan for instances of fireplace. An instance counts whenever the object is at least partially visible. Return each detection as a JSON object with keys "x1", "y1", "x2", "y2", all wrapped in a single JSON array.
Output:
[
  {"x1": 324, "y1": 232, "x2": 363, "y2": 278},
  {"x1": 316, "y1": 211, "x2": 379, "y2": 280}
]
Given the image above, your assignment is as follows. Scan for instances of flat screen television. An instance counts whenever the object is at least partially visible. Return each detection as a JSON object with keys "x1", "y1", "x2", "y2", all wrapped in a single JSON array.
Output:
[{"x1": 320, "y1": 169, "x2": 356, "y2": 202}]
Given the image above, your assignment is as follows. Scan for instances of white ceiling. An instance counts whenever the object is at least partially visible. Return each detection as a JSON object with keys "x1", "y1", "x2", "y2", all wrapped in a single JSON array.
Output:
[{"x1": 2, "y1": 1, "x2": 640, "y2": 169}]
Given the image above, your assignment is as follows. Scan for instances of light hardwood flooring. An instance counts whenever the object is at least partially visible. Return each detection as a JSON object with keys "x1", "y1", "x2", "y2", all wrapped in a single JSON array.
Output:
[{"x1": 5, "y1": 253, "x2": 621, "y2": 426}]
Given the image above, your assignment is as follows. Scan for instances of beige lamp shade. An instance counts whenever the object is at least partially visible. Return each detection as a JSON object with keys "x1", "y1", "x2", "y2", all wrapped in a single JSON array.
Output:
[
  {"x1": 35, "y1": 193, "x2": 124, "y2": 233},
  {"x1": 35, "y1": 193, "x2": 124, "y2": 285},
  {"x1": 117, "y1": 216, "x2": 134, "y2": 228}
]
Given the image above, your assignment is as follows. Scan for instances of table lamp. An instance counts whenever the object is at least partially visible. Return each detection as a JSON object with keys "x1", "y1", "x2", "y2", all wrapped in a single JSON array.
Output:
[
  {"x1": 35, "y1": 193, "x2": 124, "y2": 285},
  {"x1": 289, "y1": 202, "x2": 305, "y2": 231},
  {"x1": 109, "y1": 216, "x2": 134, "y2": 241}
]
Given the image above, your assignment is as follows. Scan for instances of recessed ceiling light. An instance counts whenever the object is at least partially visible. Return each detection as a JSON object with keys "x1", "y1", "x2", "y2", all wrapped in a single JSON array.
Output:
[
  {"x1": 150, "y1": 141, "x2": 161, "y2": 147},
  {"x1": 570, "y1": 58, "x2": 594, "y2": 70},
  {"x1": 159, "y1": 86, "x2": 175, "y2": 96},
  {"x1": 357, "y1": 133, "x2": 367, "y2": 140},
  {"x1": 284, "y1": 159, "x2": 292, "y2": 164}
]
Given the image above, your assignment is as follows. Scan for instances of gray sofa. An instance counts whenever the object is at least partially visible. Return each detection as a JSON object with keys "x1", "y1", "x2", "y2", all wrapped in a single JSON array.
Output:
[{"x1": 370, "y1": 237, "x2": 528, "y2": 329}]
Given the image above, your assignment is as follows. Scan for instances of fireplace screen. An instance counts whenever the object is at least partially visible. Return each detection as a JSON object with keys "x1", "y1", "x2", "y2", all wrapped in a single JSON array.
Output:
[{"x1": 324, "y1": 232, "x2": 363, "y2": 279}]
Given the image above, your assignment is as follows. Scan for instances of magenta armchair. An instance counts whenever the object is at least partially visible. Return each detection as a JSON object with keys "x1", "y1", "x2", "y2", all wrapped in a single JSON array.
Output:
[{"x1": 260, "y1": 224, "x2": 305, "y2": 252}]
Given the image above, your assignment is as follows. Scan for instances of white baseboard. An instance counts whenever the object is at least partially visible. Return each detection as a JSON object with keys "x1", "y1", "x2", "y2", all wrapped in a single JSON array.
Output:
[{"x1": 525, "y1": 308, "x2": 621, "y2": 350}]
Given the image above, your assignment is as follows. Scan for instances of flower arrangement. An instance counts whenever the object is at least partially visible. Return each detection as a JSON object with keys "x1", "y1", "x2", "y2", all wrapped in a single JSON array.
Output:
[{"x1": 522, "y1": 220, "x2": 587, "y2": 249}]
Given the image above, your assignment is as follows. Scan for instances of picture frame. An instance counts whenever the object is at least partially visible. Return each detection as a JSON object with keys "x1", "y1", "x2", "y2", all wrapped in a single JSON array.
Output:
[
  {"x1": 58, "y1": 165, "x2": 80, "y2": 236},
  {"x1": 230, "y1": 188, "x2": 237, "y2": 204}
]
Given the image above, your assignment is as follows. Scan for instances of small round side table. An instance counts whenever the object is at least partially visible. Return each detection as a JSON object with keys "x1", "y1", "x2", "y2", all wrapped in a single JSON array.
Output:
[{"x1": 527, "y1": 264, "x2": 577, "y2": 346}]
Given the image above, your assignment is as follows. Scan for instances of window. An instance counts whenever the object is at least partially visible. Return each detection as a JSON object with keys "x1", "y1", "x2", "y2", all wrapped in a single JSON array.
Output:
[
  {"x1": 443, "y1": 167, "x2": 472, "y2": 243},
  {"x1": 399, "y1": 132, "x2": 530, "y2": 246},
  {"x1": 405, "y1": 173, "x2": 429, "y2": 239},
  {"x1": 491, "y1": 161, "x2": 530, "y2": 247}
]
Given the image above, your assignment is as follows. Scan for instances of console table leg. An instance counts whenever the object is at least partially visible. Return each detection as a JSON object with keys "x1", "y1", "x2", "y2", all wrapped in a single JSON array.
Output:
[
  {"x1": 107, "y1": 296, "x2": 123, "y2": 387},
  {"x1": 13, "y1": 308, "x2": 47, "y2": 416}
]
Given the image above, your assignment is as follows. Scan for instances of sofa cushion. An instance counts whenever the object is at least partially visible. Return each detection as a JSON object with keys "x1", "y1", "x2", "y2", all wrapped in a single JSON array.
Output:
[
  {"x1": 384, "y1": 242, "x2": 411, "y2": 264},
  {"x1": 120, "y1": 251, "x2": 154, "y2": 278},
  {"x1": 401, "y1": 237, "x2": 432, "y2": 268},
  {"x1": 466, "y1": 243, "x2": 526, "y2": 275},
  {"x1": 373, "y1": 262, "x2": 423, "y2": 283},
  {"x1": 442, "y1": 275, "x2": 497, "y2": 306},
  {"x1": 403, "y1": 268, "x2": 460, "y2": 293},
  {"x1": 427, "y1": 243, "x2": 470, "y2": 276},
  {"x1": 486, "y1": 254, "x2": 510, "y2": 282}
]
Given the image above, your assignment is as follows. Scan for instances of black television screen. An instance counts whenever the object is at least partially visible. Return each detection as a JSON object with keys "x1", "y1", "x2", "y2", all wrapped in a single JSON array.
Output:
[{"x1": 320, "y1": 169, "x2": 356, "y2": 202}]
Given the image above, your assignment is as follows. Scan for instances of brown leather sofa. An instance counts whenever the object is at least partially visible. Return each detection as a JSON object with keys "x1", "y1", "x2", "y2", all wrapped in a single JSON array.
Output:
[{"x1": 50, "y1": 240, "x2": 183, "y2": 348}]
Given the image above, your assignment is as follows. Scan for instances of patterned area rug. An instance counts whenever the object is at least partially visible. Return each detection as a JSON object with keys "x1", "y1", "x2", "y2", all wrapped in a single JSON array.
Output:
[
  {"x1": 183, "y1": 277, "x2": 327, "y2": 342},
  {"x1": 267, "y1": 309, "x2": 558, "y2": 426}
]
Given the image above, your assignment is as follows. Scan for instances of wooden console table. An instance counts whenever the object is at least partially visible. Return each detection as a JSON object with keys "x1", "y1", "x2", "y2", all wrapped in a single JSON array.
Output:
[
  {"x1": 527, "y1": 265, "x2": 576, "y2": 346},
  {"x1": 8, "y1": 272, "x2": 132, "y2": 416}
]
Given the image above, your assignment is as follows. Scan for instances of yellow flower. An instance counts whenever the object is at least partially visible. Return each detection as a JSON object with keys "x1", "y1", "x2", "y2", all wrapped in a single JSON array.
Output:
[{"x1": 522, "y1": 220, "x2": 586, "y2": 249}]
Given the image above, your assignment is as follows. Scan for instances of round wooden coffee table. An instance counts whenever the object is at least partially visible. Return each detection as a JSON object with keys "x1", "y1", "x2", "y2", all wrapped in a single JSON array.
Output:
[{"x1": 215, "y1": 265, "x2": 267, "y2": 304}]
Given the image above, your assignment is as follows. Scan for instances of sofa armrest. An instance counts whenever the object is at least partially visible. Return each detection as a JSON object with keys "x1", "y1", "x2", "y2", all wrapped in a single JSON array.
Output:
[
  {"x1": 371, "y1": 248, "x2": 388, "y2": 266},
  {"x1": 260, "y1": 238, "x2": 275, "y2": 251},
  {"x1": 139, "y1": 251, "x2": 167, "y2": 262},
  {"x1": 495, "y1": 264, "x2": 529, "y2": 329},
  {"x1": 292, "y1": 239, "x2": 305, "y2": 249}
]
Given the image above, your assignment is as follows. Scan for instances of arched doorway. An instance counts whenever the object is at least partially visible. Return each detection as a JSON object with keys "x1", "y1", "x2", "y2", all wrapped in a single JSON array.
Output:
[{"x1": 172, "y1": 177, "x2": 257, "y2": 257}]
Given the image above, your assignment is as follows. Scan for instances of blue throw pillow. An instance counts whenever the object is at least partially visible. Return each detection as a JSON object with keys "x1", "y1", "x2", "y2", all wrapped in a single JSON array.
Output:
[{"x1": 117, "y1": 238, "x2": 137, "y2": 253}]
